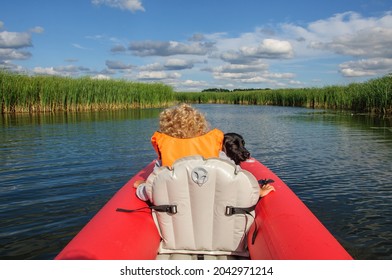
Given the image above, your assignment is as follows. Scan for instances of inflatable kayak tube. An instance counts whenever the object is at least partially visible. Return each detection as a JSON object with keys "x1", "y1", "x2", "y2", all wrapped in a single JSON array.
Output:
[{"x1": 55, "y1": 158, "x2": 352, "y2": 260}]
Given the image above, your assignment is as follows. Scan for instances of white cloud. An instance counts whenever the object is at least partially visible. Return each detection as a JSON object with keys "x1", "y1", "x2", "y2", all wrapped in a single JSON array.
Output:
[
  {"x1": 283, "y1": 11, "x2": 392, "y2": 58},
  {"x1": 310, "y1": 27, "x2": 392, "y2": 58},
  {"x1": 33, "y1": 67, "x2": 59, "y2": 76},
  {"x1": 218, "y1": 39, "x2": 293, "y2": 66},
  {"x1": 111, "y1": 44, "x2": 127, "y2": 53},
  {"x1": 0, "y1": 48, "x2": 31, "y2": 60},
  {"x1": 308, "y1": 12, "x2": 370, "y2": 37},
  {"x1": 339, "y1": 58, "x2": 392, "y2": 77},
  {"x1": 139, "y1": 63, "x2": 163, "y2": 71},
  {"x1": 91, "y1": 74, "x2": 111, "y2": 80},
  {"x1": 0, "y1": 60, "x2": 25, "y2": 72},
  {"x1": 240, "y1": 39, "x2": 294, "y2": 59},
  {"x1": 264, "y1": 72, "x2": 296, "y2": 79},
  {"x1": 106, "y1": 60, "x2": 134, "y2": 69},
  {"x1": 136, "y1": 71, "x2": 181, "y2": 80},
  {"x1": 172, "y1": 79, "x2": 210, "y2": 92},
  {"x1": 0, "y1": 31, "x2": 32, "y2": 48},
  {"x1": 275, "y1": 11, "x2": 392, "y2": 81},
  {"x1": 0, "y1": 23, "x2": 43, "y2": 67},
  {"x1": 213, "y1": 63, "x2": 268, "y2": 74},
  {"x1": 137, "y1": 59, "x2": 195, "y2": 71},
  {"x1": 111, "y1": 29, "x2": 298, "y2": 88},
  {"x1": 72, "y1": 43, "x2": 91, "y2": 50},
  {"x1": 164, "y1": 58, "x2": 194, "y2": 70},
  {"x1": 182, "y1": 79, "x2": 208, "y2": 87},
  {"x1": 339, "y1": 68, "x2": 376, "y2": 77},
  {"x1": 5, "y1": 8, "x2": 391, "y2": 90},
  {"x1": 188, "y1": 33, "x2": 206, "y2": 42},
  {"x1": 32, "y1": 65, "x2": 93, "y2": 76},
  {"x1": 129, "y1": 40, "x2": 215, "y2": 56},
  {"x1": 211, "y1": 67, "x2": 296, "y2": 85},
  {"x1": 30, "y1": 26, "x2": 44, "y2": 34},
  {"x1": 219, "y1": 51, "x2": 256, "y2": 64},
  {"x1": 91, "y1": 0, "x2": 145, "y2": 13},
  {"x1": 51, "y1": 11, "x2": 392, "y2": 88}
]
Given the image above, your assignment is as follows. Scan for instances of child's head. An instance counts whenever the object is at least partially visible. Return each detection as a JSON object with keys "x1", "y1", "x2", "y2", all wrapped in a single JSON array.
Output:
[{"x1": 159, "y1": 103, "x2": 209, "y2": 138}]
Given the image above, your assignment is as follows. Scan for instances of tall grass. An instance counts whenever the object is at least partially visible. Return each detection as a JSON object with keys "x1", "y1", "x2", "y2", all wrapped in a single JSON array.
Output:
[
  {"x1": 175, "y1": 75, "x2": 392, "y2": 115},
  {"x1": 1, "y1": 71, "x2": 391, "y2": 115},
  {"x1": 1, "y1": 71, "x2": 174, "y2": 113}
]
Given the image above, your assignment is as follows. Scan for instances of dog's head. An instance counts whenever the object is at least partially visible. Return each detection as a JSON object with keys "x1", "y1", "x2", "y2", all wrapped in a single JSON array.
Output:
[{"x1": 223, "y1": 132, "x2": 250, "y2": 165}]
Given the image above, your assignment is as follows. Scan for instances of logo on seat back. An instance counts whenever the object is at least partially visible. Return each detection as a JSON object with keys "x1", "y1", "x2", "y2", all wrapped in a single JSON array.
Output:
[{"x1": 191, "y1": 167, "x2": 208, "y2": 186}]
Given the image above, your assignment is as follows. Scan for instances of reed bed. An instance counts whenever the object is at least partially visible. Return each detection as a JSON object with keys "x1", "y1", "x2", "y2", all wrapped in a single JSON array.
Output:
[
  {"x1": 175, "y1": 75, "x2": 392, "y2": 115},
  {"x1": 1, "y1": 71, "x2": 174, "y2": 113},
  {"x1": 1, "y1": 71, "x2": 391, "y2": 115}
]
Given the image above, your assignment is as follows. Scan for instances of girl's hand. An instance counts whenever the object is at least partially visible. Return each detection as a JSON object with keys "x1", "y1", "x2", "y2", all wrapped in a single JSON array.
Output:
[
  {"x1": 133, "y1": 180, "x2": 145, "y2": 188},
  {"x1": 260, "y1": 183, "x2": 275, "y2": 197}
]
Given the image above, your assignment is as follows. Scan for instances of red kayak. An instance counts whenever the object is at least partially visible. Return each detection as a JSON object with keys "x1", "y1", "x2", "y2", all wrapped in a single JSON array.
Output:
[{"x1": 55, "y1": 158, "x2": 352, "y2": 260}]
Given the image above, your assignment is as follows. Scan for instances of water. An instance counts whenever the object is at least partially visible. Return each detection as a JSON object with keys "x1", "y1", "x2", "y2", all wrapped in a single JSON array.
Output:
[{"x1": 1, "y1": 105, "x2": 391, "y2": 260}]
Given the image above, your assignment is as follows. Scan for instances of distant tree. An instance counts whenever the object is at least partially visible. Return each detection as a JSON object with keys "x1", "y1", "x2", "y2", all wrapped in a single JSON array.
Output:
[
  {"x1": 232, "y1": 88, "x2": 271, "y2": 91},
  {"x1": 201, "y1": 88, "x2": 230, "y2": 92}
]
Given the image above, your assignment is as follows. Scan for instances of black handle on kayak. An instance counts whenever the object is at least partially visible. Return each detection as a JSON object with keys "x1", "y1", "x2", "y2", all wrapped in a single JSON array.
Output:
[{"x1": 258, "y1": 179, "x2": 274, "y2": 185}]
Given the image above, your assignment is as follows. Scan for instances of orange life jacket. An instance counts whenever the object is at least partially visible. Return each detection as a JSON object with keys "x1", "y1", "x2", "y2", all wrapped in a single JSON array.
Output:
[{"x1": 151, "y1": 128, "x2": 224, "y2": 167}]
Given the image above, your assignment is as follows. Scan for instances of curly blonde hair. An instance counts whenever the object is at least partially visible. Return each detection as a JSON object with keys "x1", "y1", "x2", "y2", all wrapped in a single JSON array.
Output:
[{"x1": 159, "y1": 103, "x2": 210, "y2": 138}]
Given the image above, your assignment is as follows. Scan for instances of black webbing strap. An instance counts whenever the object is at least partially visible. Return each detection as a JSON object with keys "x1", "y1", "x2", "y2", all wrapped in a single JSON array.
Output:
[
  {"x1": 225, "y1": 205, "x2": 257, "y2": 216},
  {"x1": 152, "y1": 204, "x2": 178, "y2": 214},
  {"x1": 225, "y1": 203, "x2": 259, "y2": 245},
  {"x1": 118, "y1": 202, "x2": 260, "y2": 243},
  {"x1": 116, "y1": 204, "x2": 177, "y2": 214}
]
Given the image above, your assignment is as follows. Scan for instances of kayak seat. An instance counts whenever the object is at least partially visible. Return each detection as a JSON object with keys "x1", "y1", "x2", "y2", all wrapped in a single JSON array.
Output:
[{"x1": 143, "y1": 156, "x2": 260, "y2": 258}]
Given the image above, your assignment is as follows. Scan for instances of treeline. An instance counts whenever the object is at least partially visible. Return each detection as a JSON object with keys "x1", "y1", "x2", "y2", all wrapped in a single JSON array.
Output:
[
  {"x1": 202, "y1": 88, "x2": 230, "y2": 92},
  {"x1": 202, "y1": 88, "x2": 271, "y2": 92}
]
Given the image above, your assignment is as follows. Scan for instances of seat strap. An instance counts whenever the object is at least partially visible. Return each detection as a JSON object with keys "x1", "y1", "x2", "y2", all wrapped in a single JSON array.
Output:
[
  {"x1": 225, "y1": 203, "x2": 259, "y2": 245},
  {"x1": 116, "y1": 204, "x2": 178, "y2": 214},
  {"x1": 117, "y1": 203, "x2": 259, "y2": 244},
  {"x1": 225, "y1": 204, "x2": 256, "y2": 216}
]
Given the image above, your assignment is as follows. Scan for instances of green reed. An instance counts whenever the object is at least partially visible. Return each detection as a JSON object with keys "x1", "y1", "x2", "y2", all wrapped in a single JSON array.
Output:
[
  {"x1": 175, "y1": 75, "x2": 392, "y2": 115},
  {"x1": 2, "y1": 71, "x2": 391, "y2": 115},
  {"x1": 1, "y1": 71, "x2": 174, "y2": 113}
]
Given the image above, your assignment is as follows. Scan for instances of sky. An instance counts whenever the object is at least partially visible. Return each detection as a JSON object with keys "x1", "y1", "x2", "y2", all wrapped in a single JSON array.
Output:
[{"x1": 1, "y1": 0, "x2": 392, "y2": 92}]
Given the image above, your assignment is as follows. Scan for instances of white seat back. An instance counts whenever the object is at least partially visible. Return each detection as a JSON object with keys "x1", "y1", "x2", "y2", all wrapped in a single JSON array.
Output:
[{"x1": 144, "y1": 156, "x2": 260, "y2": 256}]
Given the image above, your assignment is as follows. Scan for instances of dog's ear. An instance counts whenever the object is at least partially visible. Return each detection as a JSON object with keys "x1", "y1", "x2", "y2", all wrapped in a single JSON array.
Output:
[{"x1": 223, "y1": 132, "x2": 251, "y2": 165}]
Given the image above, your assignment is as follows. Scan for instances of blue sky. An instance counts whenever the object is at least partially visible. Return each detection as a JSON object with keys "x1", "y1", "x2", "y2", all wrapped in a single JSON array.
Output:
[{"x1": 1, "y1": 0, "x2": 392, "y2": 91}]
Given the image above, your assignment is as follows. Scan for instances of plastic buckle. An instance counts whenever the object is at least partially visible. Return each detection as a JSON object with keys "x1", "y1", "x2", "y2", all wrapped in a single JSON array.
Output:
[
  {"x1": 225, "y1": 206, "x2": 235, "y2": 216},
  {"x1": 167, "y1": 205, "x2": 177, "y2": 214}
]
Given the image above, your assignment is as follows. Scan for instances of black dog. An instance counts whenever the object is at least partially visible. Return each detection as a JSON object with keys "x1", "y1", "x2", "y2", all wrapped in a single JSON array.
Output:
[{"x1": 223, "y1": 133, "x2": 251, "y2": 165}]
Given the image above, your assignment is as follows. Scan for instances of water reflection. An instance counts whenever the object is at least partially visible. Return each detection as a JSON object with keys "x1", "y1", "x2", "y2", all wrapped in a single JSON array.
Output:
[
  {"x1": 198, "y1": 104, "x2": 392, "y2": 260},
  {"x1": 1, "y1": 109, "x2": 162, "y2": 259},
  {"x1": 1, "y1": 108, "x2": 162, "y2": 127},
  {"x1": 1, "y1": 105, "x2": 391, "y2": 259}
]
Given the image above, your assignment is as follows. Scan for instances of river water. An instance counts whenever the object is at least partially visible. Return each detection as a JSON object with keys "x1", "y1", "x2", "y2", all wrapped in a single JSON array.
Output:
[{"x1": 1, "y1": 104, "x2": 391, "y2": 260}]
